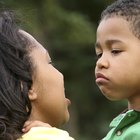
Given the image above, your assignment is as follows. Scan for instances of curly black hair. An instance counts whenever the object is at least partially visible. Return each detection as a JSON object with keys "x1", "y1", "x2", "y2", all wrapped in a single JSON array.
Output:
[
  {"x1": 0, "y1": 11, "x2": 33, "y2": 140},
  {"x1": 101, "y1": 0, "x2": 140, "y2": 39}
]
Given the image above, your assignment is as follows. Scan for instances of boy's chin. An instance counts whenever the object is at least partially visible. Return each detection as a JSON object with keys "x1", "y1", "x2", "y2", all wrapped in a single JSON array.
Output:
[{"x1": 103, "y1": 93, "x2": 124, "y2": 101}]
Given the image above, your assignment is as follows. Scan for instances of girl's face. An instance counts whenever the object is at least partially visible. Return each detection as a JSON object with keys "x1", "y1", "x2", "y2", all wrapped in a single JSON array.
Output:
[
  {"x1": 20, "y1": 30, "x2": 71, "y2": 127},
  {"x1": 95, "y1": 17, "x2": 140, "y2": 103}
]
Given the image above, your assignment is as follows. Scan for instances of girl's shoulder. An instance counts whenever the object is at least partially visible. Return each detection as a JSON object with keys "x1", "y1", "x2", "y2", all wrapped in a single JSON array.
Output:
[{"x1": 18, "y1": 127, "x2": 74, "y2": 140}]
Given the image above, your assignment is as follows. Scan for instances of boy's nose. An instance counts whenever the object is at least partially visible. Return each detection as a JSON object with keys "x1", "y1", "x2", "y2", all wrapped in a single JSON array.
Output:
[{"x1": 96, "y1": 55, "x2": 109, "y2": 70}]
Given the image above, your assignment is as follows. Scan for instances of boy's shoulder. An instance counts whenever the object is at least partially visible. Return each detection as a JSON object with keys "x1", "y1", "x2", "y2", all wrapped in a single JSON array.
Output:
[
  {"x1": 103, "y1": 110, "x2": 140, "y2": 140},
  {"x1": 18, "y1": 127, "x2": 74, "y2": 140}
]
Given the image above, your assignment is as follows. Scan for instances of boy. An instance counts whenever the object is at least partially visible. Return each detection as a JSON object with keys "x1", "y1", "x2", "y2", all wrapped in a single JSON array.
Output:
[{"x1": 95, "y1": 0, "x2": 140, "y2": 139}]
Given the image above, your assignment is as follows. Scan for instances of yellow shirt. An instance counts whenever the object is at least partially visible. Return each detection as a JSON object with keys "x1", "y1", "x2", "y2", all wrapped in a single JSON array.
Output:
[{"x1": 18, "y1": 127, "x2": 74, "y2": 140}]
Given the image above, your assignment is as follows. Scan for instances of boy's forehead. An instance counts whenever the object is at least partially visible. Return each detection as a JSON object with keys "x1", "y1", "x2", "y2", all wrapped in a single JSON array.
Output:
[
  {"x1": 95, "y1": 17, "x2": 140, "y2": 48},
  {"x1": 98, "y1": 17, "x2": 129, "y2": 31},
  {"x1": 97, "y1": 17, "x2": 132, "y2": 39}
]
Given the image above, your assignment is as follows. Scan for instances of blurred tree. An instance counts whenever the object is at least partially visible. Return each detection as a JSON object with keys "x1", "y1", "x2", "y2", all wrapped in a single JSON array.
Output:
[{"x1": 0, "y1": 0, "x2": 126, "y2": 140}]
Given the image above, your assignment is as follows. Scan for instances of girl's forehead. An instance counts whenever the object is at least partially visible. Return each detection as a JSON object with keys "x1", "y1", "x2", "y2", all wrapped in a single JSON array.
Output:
[
  {"x1": 19, "y1": 29, "x2": 51, "y2": 61},
  {"x1": 19, "y1": 30, "x2": 37, "y2": 44}
]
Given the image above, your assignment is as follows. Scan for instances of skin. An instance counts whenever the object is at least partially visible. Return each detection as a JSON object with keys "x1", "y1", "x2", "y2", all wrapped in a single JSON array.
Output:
[
  {"x1": 22, "y1": 120, "x2": 51, "y2": 132},
  {"x1": 95, "y1": 17, "x2": 140, "y2": 111},
  {"x1": 20, "y1": 30, "x2": 71, "y2": 127}
]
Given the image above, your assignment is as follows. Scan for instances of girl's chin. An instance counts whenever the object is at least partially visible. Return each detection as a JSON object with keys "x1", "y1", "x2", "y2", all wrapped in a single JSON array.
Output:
[{"x1": 64, "y1": 111, "x2": 70, "y2": 124}]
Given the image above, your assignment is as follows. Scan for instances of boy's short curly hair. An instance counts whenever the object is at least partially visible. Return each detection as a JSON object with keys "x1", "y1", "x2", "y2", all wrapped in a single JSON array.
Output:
[{"x1": 101, "y1": 0, "x2": 140, "y2": 39}]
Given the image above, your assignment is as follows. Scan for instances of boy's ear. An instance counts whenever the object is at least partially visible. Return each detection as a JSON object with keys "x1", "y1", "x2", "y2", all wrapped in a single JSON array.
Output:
[{"x1": 28, "y1": 88, "x2": 37, "y2": 101}]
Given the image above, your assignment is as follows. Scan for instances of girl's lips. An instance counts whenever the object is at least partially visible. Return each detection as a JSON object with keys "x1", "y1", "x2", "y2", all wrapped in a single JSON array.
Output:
[{"x1": 66, "y1": 98, "x2": 71, "y2": 106}]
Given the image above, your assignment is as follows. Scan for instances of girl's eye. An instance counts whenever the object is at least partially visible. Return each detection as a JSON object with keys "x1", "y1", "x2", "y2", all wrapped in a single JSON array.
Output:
[{"x1": 49, "y1": 61, "x2": 55, "y2": 66}]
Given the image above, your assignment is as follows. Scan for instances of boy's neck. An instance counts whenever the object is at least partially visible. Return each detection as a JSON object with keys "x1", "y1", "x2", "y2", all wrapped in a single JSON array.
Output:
[
  {"x1": 128, "y1": 95, "x2": 140, "y2": 111},
  {"x1": 128, "y1": 103, "x2": 140, "y2": 111}
]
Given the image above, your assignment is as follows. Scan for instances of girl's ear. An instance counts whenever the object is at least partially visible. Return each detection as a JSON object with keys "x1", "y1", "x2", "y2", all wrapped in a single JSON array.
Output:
[{"x1": 28, "y1": 88, "x2": 37, "y2": 101}]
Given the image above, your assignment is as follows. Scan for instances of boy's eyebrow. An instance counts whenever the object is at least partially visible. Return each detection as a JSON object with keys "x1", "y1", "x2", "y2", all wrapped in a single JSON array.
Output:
[
  {"x1": 95, "y1": 42, "x2": 101, "y2": 48},
  {"x1": 105, "y1": 39, "x2": 122, "y2": 46},
  {"x1": 95, "y1": 39, "x2": 122, "y2": 48}
]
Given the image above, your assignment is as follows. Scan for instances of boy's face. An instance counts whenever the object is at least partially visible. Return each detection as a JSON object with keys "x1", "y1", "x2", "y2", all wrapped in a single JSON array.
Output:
[{"x1": 95, "y1": 17, "x2": 140, "y2": 101}]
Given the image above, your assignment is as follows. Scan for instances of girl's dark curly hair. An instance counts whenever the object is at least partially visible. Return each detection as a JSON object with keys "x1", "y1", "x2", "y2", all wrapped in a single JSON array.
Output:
[
  {"x1": 0, "y1": 11, "x2": 33, "y2": 140},
  {"x1": 100, "y1": 0, "x2": 140, "y2": 39}
]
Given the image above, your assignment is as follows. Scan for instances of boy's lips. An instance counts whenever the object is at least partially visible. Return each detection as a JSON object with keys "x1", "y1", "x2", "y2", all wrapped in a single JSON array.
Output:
[{"x1": 95, "y1": 73, "x2": 109, "y2": 84}]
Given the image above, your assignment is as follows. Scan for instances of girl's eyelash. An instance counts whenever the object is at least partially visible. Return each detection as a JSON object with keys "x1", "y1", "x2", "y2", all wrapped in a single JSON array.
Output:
[{"x1": 49, "y1": 61, "x2": 55, "y2": 66}]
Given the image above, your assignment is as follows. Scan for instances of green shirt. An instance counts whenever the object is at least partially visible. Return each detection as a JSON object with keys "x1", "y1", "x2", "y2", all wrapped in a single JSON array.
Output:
[{"x1": 103, "y1": 110, "x2": 140, "y2": 140}]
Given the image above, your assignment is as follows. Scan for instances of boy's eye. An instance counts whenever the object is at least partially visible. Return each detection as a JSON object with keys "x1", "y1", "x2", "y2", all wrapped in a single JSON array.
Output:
[
  {"x1": 111, "y1": 49, "x2": 122, "y2": 55},
  {"x1": 96, "y1": 53, "x2": 102, "y2": 59}
]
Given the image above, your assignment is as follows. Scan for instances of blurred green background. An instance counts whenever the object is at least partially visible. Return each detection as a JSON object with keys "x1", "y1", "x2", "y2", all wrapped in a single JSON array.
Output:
[{"x1": 0, "y1": 0, "x2": 127, "y2": 139}]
